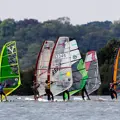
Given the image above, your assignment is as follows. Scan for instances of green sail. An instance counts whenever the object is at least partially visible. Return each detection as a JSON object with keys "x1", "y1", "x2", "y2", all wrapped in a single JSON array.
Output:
[
  {"x1": 77, "y1": 59, "x2": 88, "y2": 90},
  {"x1": 66, "y1": 59, "x2": 88, "y2": 98},
  {"x1": 0, "y1": 41, "x2": 21, "y2": 99}
]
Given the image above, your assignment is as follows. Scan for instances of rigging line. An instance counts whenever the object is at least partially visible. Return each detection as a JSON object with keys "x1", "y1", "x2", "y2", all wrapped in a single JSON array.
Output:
[{"x1": 1, "y1": 63, "x2": 18, "y2": 67}]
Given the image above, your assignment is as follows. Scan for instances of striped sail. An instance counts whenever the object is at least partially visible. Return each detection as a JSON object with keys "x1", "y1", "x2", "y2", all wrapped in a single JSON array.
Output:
[
  {"x1": 34, "y1": 41, "x2": 54, "y2": 96},
  {"x1": 85, "y1": 51, "x2": 101, "y2": 95}
]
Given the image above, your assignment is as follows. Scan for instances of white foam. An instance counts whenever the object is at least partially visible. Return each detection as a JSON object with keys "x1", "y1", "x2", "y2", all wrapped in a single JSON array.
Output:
[
  {"x1": 73, "y1": 97, "x2": 87, "y2": 101},
  {"x1": 37, "y1": 98, "x2": 48, "y2": 102},
  {"x1": 25, "y1": 97, "x2": 34, "y2": 101},
  {"x1": 97, "y1": 97, "x2": 108, "y2": 101},
  {"x1": 16, "y1": 97, "x2": 22, "y2": 100}
]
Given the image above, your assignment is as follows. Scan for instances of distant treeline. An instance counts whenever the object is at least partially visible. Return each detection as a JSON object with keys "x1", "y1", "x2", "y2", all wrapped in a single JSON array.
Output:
[{"x1": 0, "y1": 17, "x2": 120, "y2": 95}]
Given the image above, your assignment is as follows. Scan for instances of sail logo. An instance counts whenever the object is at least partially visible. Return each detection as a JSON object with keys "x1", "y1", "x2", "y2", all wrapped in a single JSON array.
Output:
[
  {"x1": 55, "y1": 53, "x2": 66, "y2": 59},
  {"x1": 44, "y1": 46, "x2": 50, "y2": 49},
  {"x1": 52, "y1": 67, "x2": 59, "y2": 75},
  {"x1": 7, "y1": 45, "x2": 15, "y2": 54},
  {"x1": 73, "y1": 55, "x2": 77, "y2": 59},
  {"x1": 15, "y1": 78, "x2": 18, "y2": 81}
]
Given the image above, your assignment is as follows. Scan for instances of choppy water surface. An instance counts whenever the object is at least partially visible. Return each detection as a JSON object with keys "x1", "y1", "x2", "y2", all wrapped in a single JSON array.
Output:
[{"x1": 0, "y1": 96, "x2": 119, "y2": 120}]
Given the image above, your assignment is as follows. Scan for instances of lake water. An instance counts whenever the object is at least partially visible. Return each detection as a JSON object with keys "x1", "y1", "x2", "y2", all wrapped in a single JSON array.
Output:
[{"x1": 0, "y1": 96, "x2": 119, "y2": 120}]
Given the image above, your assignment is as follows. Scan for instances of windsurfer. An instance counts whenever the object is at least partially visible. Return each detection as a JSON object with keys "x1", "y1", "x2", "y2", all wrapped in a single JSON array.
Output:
[
  {"x1": 63, "y1": 90, "x2": 70, "y2": 101},
  {"x1": 32, "y1": 81, "x2": 40, "y2": 100},
  {"x1": 45, "y1": 80, "x2": 54, "y2": 101},
  {"x1": 81, "y1": 82, "x2": 91, "y2": 100},
  {"x1": 0, "y1": 82, "x2": 8, "y2": 102},
  {"x1": 109, "y1": 82, "x2": 120, "y2": 99}
]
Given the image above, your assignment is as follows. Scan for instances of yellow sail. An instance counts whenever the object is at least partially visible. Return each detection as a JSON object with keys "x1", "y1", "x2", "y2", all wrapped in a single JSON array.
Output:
[{"x1": 113, "y1": 48, "x2": 120, "y2": 91}]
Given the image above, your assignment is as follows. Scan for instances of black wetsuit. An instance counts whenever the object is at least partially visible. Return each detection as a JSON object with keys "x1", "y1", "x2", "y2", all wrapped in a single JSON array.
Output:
[
  {"x1": 0, "y1": 84, "x2": 8, "y2": 102},
  {"x1": 81, "y1": 83, "x2": 90, "y2": 100},
  {"x1": 63, "y1": 90, "x2": 70, "y2": 101},
  {"x1": 0, "y1": 85, "x2": 5, "y2": 96},
  {"x1": 33, "y1": 88, "x2": 39, "y2": 97},
  {"x1": 109, "y1": 83, "x2": 117, "y2": 99},
  {"x1": 45, "y1": 89, "x2": 54, "y2": 101},
  {"x1": 32, "y1": 83, "x2": 40, "y2": 100}
]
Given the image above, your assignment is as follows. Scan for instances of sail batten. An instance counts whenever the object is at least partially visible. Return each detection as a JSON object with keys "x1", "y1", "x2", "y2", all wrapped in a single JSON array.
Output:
[
  {"x1": 1, "y1": 64, "x2": 18, "y2": 67},
  {"x1": 0, "y1": 41, "x2": 21, "y2": 99}
]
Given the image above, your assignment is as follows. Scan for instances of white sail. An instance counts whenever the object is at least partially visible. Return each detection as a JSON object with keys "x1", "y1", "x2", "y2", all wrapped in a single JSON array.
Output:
[
  {"x1": 34, "y1": 41, "x2": 54, "y2": 96},
  {"x1": 48, "y1": 37, "x2": 73, "y2": 96},
  {"x1": 85, "y1": 51, "x2": 101, "y2": 95},
  {"x1": 70, "y1": 40, "x2": 81, "y2": 65}
]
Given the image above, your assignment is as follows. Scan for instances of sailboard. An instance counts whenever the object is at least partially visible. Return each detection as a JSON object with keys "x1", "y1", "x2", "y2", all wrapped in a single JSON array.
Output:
[
  {"x1": 0, "y1": 41, "x2": 21, "y2": 99},
  {"x1": 34, "y1": 41, "x2": 54, "y2": 96},
  {"x1": 68, "y1": 40, "x2": 88, "y2": 96},
  {"x1": 85, "y1": 51, "x2": 101, "y2": 95},
  {"x1": 47, "y1": 37, "x2": 74, "y2": 96},
  {"x1": 113, "y1": 48, "x2": 120, "y2": 92}
]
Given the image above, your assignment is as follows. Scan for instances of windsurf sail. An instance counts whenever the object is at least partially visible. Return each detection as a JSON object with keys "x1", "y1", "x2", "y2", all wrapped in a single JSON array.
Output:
[
  {"x1": 85, "y1": 51, "x2": 101, "y2": 95},
  {"x1": 48, "y1": 37, "x2": 73, "y2": 96},
  {"x1": 68, "y1": 41, "x2": 88, "y2": 96},
  {"x1": 0, "y1": 41, "x2": 21, "y2": 99},
  {"x1": 113, "y1": 48, "x2": 120, "y2": 92},
  {"x1": 34, "y1": 41, "x2": 54, "y2": 96}
]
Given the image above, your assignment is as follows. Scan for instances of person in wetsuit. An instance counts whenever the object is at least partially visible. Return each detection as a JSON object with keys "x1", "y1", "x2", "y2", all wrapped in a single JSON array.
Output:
[
  {"x1": 63, "y1": 90, "x2": 70, "y2": 101},
  {"x1": 0, "y1": 83, "x2": 8, "y2": 102},
  {"x1": 109, "y1": 82, "x2": 119, "y2": 99},
  {"x1": 81, "y1": 82, "x2": 91, "y2": 100},
  {"x1": 45, "y1": 80, "x2": 54, "y2": 101},
  {"x1": 62, "y1": 78, "x2": 71, "y2": 101},
  {"x1": 32, "y1": 81, "x2": 40, "y2": 100}
]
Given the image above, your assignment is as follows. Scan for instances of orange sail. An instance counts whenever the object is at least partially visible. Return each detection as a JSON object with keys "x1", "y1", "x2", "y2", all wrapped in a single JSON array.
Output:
[{"x1": 113, "y1": 48, "x2": 120, "y2": 92}]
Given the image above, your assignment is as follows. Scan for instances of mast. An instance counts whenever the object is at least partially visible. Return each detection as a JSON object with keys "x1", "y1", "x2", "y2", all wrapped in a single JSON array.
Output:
[{"x1": 34, "y1": 41, "x2": 46, "y2": 84}]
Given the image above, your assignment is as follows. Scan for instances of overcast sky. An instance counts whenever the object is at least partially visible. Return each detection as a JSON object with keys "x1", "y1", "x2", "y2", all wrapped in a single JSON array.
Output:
[{"x1": 0, "y1": 0, "x2": 120, "y2": 25}]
